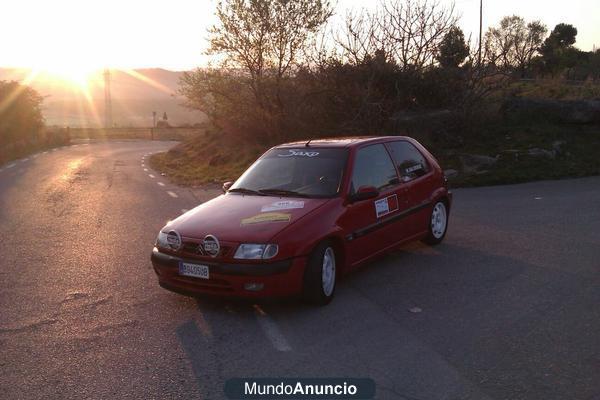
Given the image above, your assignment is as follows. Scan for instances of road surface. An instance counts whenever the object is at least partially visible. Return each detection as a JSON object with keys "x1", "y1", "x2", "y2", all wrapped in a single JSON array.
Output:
[{"x1": 0, "y1": 140, "x2": 598, "y2": 400}]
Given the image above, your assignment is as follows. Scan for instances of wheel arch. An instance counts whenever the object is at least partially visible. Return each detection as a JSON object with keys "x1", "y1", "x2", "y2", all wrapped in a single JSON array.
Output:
[
  {"x1": 300, "y1": 231, "x2": 347, "y2": 274},
  {"x1": 430, "y1": 187, "x2": 452, "y2": 213},
  {"x1": 323, "y1": 235, "x2": 346, "y2": 275}
]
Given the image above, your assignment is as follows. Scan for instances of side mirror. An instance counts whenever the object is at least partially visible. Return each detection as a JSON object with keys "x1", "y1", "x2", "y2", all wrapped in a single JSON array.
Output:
[
  {"x1": 222, "y1": 181, "x2": 233, "y2": 193},
  {"x1": 350, "y1": 185, "x2": 379, "y2": 202}
]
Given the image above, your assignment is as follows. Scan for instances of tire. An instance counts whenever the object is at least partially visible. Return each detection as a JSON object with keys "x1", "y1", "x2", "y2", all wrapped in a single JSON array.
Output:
[
  {"x1": 423, "y1": 200, "x2": 448, "y2": 245},
  {"x1": 302, "y1": 241, "x2": 337, "y2": 306}
]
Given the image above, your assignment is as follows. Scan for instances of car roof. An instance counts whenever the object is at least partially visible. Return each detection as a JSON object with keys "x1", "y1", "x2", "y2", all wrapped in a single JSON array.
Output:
[{"x1": 275, "y1": 136, "x2": 412, "y2": 149}]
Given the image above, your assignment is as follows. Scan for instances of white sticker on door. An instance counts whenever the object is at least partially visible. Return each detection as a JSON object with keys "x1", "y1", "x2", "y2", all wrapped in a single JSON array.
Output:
[
  {"x1": 374, "y1": 194, "x2": 399, "y2": 218},
  {"x1": 374, "y1": 198, "x2": 390, "y2": 218}
]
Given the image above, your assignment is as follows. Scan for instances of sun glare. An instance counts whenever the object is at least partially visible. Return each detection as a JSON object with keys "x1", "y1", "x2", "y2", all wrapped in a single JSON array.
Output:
[{"x1": 36, "y1": 64, "x2": 98, "y2": 90}]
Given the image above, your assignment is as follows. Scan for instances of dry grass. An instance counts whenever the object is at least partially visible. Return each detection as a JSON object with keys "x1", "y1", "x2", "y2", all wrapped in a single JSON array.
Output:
[
  {"x1": 149, "y1": 132, "x2": 267, "y2": 186},
  {"x1": 500, "y1": 78, "x2": 600, "y2": 100}
]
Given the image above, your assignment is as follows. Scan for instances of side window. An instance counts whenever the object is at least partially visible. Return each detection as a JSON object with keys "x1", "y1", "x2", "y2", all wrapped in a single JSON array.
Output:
[
  {"x1": 387, "y1": 141, "x2": 430, "y2": 182},
  {"x1": 350, "y1": 144, "x2": 398, "y2": 193}
]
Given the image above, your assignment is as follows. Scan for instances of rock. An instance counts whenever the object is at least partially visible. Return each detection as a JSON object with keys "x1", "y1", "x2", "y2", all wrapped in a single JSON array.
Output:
[
  {"x1": 460, "y1": 154, "x2": 498, "y2": 173},
  {"x1": 444, "y1": 169, "x2": 458, "y2": 178},
  {"x1": 527, "y1": 148, "x2": 555, "y2": 159},
  {"x1": 552, "y1": 140, "x2": 566, "y2": 154},
  {"x1": 499, "y1": 149, "x2": 521, "y2": 160}
]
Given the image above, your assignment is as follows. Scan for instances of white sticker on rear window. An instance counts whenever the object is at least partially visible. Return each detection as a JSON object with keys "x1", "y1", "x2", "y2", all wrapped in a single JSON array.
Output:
[
  {"x1": 278, "y1": 149, "x2": 320, "y2": 157},
  {"x1": 261, "y1": 200, "x2": 305, "y2": 212},
  {"x1": 405, "y1": 164, "x2": 423, "y2": 173}
]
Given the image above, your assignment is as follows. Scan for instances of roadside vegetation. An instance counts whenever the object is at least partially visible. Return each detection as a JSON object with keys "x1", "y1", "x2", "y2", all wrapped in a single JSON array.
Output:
[
  {"x1": 149, "y1": 0, "x2": 600, "y2": 188},
  {"x1": 0, "y1": 81, "x2": 70, "y2": 164},
  {"x1": 150, "y1": 116, "x2": 600, "y2": 187}
]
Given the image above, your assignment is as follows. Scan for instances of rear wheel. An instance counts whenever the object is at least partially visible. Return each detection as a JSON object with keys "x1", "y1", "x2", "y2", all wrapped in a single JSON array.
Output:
[
  {"x1": 424, "y1": 200, "x2": 448, "y2": 245},
  {"x1": 303, "y1": 242, "x2": 336, "y2": 305}
]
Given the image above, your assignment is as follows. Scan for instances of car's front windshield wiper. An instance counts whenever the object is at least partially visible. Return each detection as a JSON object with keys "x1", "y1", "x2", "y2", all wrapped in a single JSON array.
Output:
[
  {"x1": 228, "y1": 187, "x2": 263, "y2": 195},
  {"x1": 257, "y1": 188, "x2": 310, "y2": 197}
]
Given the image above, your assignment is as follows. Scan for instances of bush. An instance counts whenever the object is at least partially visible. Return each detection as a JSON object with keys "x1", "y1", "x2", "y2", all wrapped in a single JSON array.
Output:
[{"x1": 0, "y1": 81, "x2": 69, "y2": 163}]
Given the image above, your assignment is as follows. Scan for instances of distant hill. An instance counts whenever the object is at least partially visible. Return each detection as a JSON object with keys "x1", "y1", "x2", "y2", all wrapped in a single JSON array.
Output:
[{"x1": 0, "y1": 67, "x2": 206, "y2": 128}]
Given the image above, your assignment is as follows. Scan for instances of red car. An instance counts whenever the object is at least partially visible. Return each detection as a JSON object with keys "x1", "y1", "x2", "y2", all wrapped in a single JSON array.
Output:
[{"x1": 151, "y1": 136, "x2": 451, "y2": 305}]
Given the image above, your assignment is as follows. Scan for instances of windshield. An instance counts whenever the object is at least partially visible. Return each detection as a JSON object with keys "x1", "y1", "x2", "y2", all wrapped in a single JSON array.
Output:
[{"x1": 230, "y1": 148, "x2": 349, "y2": 198}]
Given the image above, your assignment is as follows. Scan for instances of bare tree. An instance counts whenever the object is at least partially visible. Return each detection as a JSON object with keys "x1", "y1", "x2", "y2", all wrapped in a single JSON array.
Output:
[
  {"x1": 208, "y1": 0, "x2": 333, "y2": 113},
  {"x1": 484, "y1": 15, "x2": 547, "y2": 76},
  {"x1": 379, "y1": 0, "x2": 458, "y2": 72},
  {"x1": 334, "y1": 9, "x2": 382, "y2": 65}
]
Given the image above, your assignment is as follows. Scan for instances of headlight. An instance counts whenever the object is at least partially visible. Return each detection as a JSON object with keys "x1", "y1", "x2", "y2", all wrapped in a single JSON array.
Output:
[
  {"x1": 234, "y1": 244, "x2": 278, "y2": 260},
  {"x1": 156, "y1": 230, "x2": 182, "y2": 251}
]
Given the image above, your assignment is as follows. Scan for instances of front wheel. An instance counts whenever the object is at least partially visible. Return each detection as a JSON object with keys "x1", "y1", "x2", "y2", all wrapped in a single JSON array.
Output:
[
  {"x1": 423, "y1": 200, "x2": 448, "y2": 245},
  {"x1": 303, "y1": 242, "x2": 336, "y2": 306}
]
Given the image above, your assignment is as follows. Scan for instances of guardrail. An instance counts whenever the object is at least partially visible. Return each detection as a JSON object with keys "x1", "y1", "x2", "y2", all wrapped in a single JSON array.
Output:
[{"x1": 65, "y1": 127, "x2": 206, "y2": 141}]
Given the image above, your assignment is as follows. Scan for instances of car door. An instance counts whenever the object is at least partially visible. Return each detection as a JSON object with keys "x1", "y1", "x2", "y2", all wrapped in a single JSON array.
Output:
[
  {"x1": 339, "y1": 143, "x2": 409, "y2": 268},
  {"x1": 385, "y1": 140, "x2": 435, "y2": 238}
]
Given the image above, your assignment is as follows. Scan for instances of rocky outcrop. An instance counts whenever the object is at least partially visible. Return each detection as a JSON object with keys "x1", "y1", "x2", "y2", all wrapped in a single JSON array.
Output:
[
  {"x1": 503, "y1": 98, "x2": 600, "y2": 124},
  {"x1": 459, "y1": 154, "x2": 498, "y2": 174}
]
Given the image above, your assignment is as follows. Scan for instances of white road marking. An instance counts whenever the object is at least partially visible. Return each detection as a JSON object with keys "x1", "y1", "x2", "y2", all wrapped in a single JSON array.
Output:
[
  {"x1": 148, "y1": 174, "x2": 155, "y2": 178},
  {"x1": 167, "y1": 191, "x2": 178, "y2": 198},
  {"x1": 534, "y1": 197, "x2": 542, "y2": 200},
  {"x1": 42, "y1": 151, "x2": 48, "y2": 154},
  {"x1": 52, "y1": 148, "x2": 57, "y2": 152},
  {"x1": 6, "y1": 163, "x2": 16, "y2": 169},
  {"x1": 21, "y1": 158, "x2": 29, "y2": 162},
  {"x1": 143, "y1": 168, "x2": 148, "y2": 172},
  {"x1": 253, "y1": 305, "x2": 291, "y2": 352},
  {"x1": 82, "y1": 143, "x2": 89, "y2": 146},
  {"x1": 32, "y1": 154, "x2": 39, "y2": 158},
  {"x1": 157, "y1": 182, "x2": 165, "y2": 186}
]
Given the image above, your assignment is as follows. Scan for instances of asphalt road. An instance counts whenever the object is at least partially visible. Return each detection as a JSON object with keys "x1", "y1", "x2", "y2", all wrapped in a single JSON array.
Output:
[{"x1": 0, "y1": 140, "x2": 598, "y2": 400}]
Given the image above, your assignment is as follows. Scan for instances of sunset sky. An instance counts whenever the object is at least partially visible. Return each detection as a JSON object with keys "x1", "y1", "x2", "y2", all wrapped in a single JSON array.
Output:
[{"x1": 1, "y1": 0, "x2": 598, "y2": 76}]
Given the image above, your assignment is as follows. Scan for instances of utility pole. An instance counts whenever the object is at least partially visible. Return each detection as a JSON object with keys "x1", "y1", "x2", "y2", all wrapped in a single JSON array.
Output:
[
  {"x1": 151, "y1": 111, "x2": 156, "y2": 140},
  {"x1": 478, "y1": 0, "x2": 483, "y2": 69},
  {"x1": 104, "y1": 68, "x2": 113, "y2": 129}
]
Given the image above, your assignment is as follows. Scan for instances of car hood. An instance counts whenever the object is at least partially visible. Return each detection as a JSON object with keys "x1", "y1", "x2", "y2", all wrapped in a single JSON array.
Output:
[{"x1": 166, "y1": 193, "x2": 330, "y2": 243}]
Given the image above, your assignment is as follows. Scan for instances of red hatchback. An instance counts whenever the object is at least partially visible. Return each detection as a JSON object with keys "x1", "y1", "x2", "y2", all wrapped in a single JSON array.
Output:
[{"x1": 151, "y1": 136, "x2": 451, "y2": 305}]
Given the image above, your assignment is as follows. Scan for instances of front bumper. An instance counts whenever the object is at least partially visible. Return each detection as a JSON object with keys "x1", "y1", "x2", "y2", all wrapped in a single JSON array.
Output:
[{"x1": 151, "y1": 247, "x2": 306, "y2": 298}]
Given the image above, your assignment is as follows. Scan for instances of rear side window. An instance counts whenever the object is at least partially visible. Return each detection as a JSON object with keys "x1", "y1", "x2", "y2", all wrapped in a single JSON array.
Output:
[
  {"x1": 350, "y1": 144, "x2": 398, "y2": 193},
  {"x1": 386, "y1": 141, "x2": 430, "y2": 182}
]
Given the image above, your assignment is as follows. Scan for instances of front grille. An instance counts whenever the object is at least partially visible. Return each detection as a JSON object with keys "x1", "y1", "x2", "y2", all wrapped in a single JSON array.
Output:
[{"x1": 180, "y1": 239, "x2": 233, "y2": 259}]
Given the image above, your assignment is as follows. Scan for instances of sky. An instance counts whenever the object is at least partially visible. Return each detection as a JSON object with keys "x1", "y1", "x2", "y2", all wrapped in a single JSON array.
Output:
[{"x1": 0, "y1": 0, "x2": 598, "y2": 74}]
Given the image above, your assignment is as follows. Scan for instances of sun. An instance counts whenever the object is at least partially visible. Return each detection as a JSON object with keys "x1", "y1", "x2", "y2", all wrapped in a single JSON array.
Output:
[{"x1": 38, "y1": 63, "x2": 98, "y2": 90}]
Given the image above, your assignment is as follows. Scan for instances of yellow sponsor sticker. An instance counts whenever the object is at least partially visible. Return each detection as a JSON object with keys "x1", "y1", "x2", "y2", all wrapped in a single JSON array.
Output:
[{"x1": 241, "y1": 212, "x2": 291, "y2": 226}]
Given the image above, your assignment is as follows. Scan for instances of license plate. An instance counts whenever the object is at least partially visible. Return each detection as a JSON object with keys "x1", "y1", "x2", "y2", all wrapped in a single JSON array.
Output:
[{"x1": 179, "y1": 262, "x2": 209, "y2": 279}]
